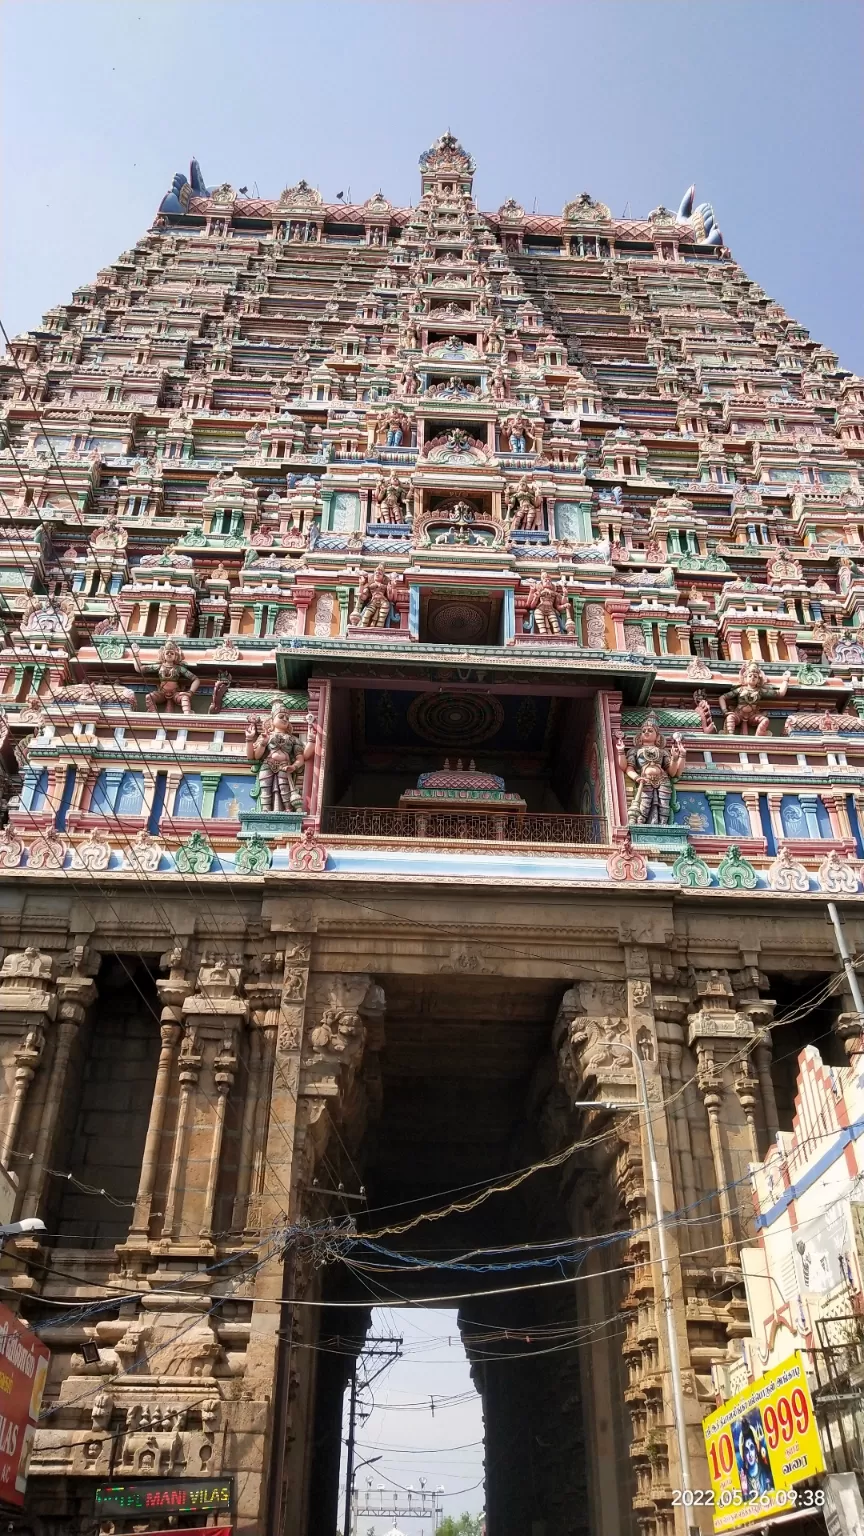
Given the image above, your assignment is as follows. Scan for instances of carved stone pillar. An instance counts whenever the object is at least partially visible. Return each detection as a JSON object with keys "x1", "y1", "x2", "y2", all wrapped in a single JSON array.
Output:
[
  {"x1": 0, "y1": 948, "x2": 58, "y2": 1173},
  {"x1": 652, "y1": 985, "x2": 699, "y2": 1222},
  {"x1": 694, "y1": 1042, "x2": 738, "y2": 1265},
  {"x1": 234, "y1": 944, "x2": 290, "y2": 1236},
  {"x1": 160, "y1": 1022, "x2": 202, "y2": 1240},
  {"x1": 682, "y1": 964, "x2": 744, "y2": 1265},
  {"x1": 158, "y1": 954, "x2": 249, "y2": 1247},
  {"x1": 201, "y1": 1031, "x2": 238, "y2": 1240},
  {"x1": 21, "y1": 946, "x2": 98, "y2": 1219},
  {"x1": 127, "y1": 944, "x2": 191, "y2": 1244},
  {"x1": 734, "y1": 1057, "x2": 761, "y2": 1163},
  {"x1": 731, "y1": 963, "x2": 777, "y2": 1150}
]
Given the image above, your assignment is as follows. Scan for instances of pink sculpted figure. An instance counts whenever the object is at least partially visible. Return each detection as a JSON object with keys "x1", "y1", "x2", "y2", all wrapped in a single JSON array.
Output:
[
  {"x1": 719, "y1": 661, "x2": 791, "y2": 735},
  {"x1": 350, "y1": 566, "x2": 397, "y2": 628},
  {"x1": 141, "y1": 640, "x2": 199, "y2": 715},
  {"x1": 527, "y1": 572, "x2": 575, "y2": 635},
  {"x1": 506, "y1": 476, "x2": 543, "y2": 531},
  {"x1": 246, "y1": 702, "x2": 315, "y2": 813},
  {"x1": 374, "y1": 473, "x2": 408, "y2": 525}
]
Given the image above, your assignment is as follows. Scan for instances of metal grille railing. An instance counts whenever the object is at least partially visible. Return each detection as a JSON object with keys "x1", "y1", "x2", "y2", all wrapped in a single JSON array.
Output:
[
  {"x1": 322, "y1": 807, "x2": 608, "y2": 846},
  {"x1": 811, "y1": 1314, "x2": 864, "y2": 1474}
]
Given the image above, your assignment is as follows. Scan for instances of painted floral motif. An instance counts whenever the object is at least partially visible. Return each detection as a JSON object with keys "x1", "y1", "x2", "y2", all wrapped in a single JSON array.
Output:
[
  {"x1": 174, "y1": 830, "x2": 215, "y2": 874},
  {"x1": 124, "y1": 830, "x2": 164, "y2": 873},
  {"x1": 673, "y1": 845, "x2": 712, "y2": 888},
  {"x1": 817, "y1": 849, "x2": 860, "y2": 894},
  {"x1": 288, "y1": 828, "x2": 327, "y2": 872},
  {"x1": 767, "y1": 847, "x2": 810, "y2": 892},
  {"x1": 71, "y1": 833, "x2": 112, "y2": 872},
  {"x1": 235, "y1": 835, "x2": 272, "y2": 875},
  {"x1": 716, "y1": 845, "x2": 758, "y2": 890},
  {"x1": 606, "y1": 833, "x2": 647, "y2": 882},
  {"x1": 0, "y1": 827, "x2": 25, "y2": 868},
  {"x1": 26, "y1": 830, "x2": 68, "y2": 870}
]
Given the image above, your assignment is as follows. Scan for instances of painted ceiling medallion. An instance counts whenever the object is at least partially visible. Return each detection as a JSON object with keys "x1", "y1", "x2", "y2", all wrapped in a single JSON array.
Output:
[
  {"x1": 407, "y1": 691, "x2": 505, "y2": 746},
  {"x1": 426, "y1": 600, "x2": 488, "y2": 644}
]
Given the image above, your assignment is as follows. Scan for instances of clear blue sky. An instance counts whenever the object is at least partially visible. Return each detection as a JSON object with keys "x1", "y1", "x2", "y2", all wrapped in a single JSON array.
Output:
[{"x1": 1, "y1": 0, "x2": 862, "y2": 373}]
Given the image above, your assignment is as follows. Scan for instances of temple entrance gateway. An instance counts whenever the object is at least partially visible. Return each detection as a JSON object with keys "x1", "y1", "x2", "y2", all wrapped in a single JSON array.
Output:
[{"x1": 300, "y1": 972, "x2": 634, "y2": 1536}]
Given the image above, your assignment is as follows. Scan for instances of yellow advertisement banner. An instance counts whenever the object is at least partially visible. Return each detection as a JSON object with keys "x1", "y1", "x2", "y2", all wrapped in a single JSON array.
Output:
[{"x1": 701, "y1": 1352, "x2": 825, "y2": 1533}]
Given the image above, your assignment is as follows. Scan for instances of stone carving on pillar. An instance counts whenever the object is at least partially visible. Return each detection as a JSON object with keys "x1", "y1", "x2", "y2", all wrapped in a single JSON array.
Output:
[
  {"x1": 553, "y1": 980, "x2": 632, "y2": 1102},
  {"x1": 295, "y1": 973, "x2": 386, "y2": 1191},
  {"x1": 0, "y1": 948, "x2": 56, "y2": 1168},
  {"x1": 734, "y1": 1057, "x2": 761, "y2": 1162},
  {"x1": 687, "y1": 968, "x2": 756, "y2": 1042},
  {"x1": 125, "y1": 946, "x2": 191, "y2": 1248},
  {"x1": 155, "y1": 954, "x2": 250, "y2": 1247},
  {"x1": 18, "y1": 947, "x2": 98, "y2": 1221},
  {"x1": 695, "y1": 1041, "x2": 739, "y2": 1265}
]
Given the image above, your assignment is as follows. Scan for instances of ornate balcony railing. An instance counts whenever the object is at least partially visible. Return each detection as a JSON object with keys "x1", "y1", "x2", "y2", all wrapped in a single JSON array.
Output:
[{"x1": 322, "y1": 807, "x2": 608, "y2": 846}]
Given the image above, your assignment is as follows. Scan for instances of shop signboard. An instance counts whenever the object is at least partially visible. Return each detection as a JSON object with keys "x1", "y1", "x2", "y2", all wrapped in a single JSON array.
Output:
[
  {"x1": 701, "y1": 1352, "x2": 825, "y2": 1533},
  {"x1": 0, "y1": 1303, "x2": 50, "y2": 1509},
  {"x1": 94, "y1": 1477, "x2": 233, "y2": 1519}
]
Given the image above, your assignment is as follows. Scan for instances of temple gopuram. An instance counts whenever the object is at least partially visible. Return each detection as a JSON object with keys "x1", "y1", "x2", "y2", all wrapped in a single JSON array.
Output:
[{"x1": 1, "y1": 134, "x2": 864, "y2": 1536}]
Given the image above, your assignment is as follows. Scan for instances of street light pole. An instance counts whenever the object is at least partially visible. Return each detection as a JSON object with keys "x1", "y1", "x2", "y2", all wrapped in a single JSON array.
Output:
[{"x1": 574, "y1": 1039, "x2": 693, "y2": 1503}]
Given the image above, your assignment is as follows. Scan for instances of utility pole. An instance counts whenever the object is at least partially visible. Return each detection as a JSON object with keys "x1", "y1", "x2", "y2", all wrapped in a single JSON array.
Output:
[
  {"x1": 343, "y1": 1334, "x2": 402, "y2": 1536},
  {"x1": 343, "y1": 1361, "x2": 358, "y2": 1536}
]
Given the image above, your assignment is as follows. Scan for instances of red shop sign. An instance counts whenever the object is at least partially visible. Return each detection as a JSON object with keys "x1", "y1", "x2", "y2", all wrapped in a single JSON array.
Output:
[{"x1": 0, "y1": 1302, "x2": 50, "y2": 1509}]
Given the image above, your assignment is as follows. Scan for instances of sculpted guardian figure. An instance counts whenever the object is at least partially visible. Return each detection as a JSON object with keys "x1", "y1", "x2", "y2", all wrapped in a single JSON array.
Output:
[
  {"x1": 506, "y1": 476, "x2": 543, "y2": 531},
  {"x1": 350, "y1": 566, "x2": 398, "y2": 628},
  {"x1": 615, "y1": 715, "x2": 685, "y2": 826},
  {"x1": 374, "y1": 473, "x2": 409, "y2": 525},
  {"x1": 527, "y1": 573, "x2": 575, "y2": 635},
  {"x1": 245, "y1": 702, "x2": 315, "y2": 813}
]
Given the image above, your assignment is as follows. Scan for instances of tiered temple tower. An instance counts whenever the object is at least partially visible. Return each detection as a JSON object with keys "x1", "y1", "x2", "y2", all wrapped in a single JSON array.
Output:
[{"x1": 1, "y1": 134, "x2": 864, "y2": 1536}]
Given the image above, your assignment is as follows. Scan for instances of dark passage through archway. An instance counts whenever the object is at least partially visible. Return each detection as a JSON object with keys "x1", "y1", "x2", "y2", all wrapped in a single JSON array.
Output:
[{"x1": 303, "y1": 975, "x2": 635, "y2": 1536}]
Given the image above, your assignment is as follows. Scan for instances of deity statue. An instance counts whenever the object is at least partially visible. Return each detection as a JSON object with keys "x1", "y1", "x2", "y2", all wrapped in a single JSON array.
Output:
[
  {"x1": 486, "y1": 316, "x2": 505, "y2": 354},
  {"x1": 506, "y1": 476, "x2": 543, "y2": 531},
  {"x1": 140, "y1": 640, "x2": 200, "y2": 715},
  {"x1": 399, "y1": 364, "x2": 419, "y2": 397},
  {"x1": 384, "y1": 408, "x2": 409, "y2": 448},
  {"x1": 615, "y1": 716, "x2": 686, "y2": 826},
  {"x1": 527, "y1": 573, "x2": 575, "y2": 635},
  {"x1": 504, "y1": 413, "x2": 530, "y2": 453},
  {"x1": 374, "y1": 473, "x2": 409, "y2": 525},
  {"x1": 349, "y1": 565, "x2": 398, "y2": 628},
  {"x1": 719, "y1": 660, "x2": 791, "y2": 735},
  {"x1": 490, "y1": 367, "x2": 508, "y2": 401},
  {"x1": 245, "y1": 703, "x2": 315, "y2": 814}
]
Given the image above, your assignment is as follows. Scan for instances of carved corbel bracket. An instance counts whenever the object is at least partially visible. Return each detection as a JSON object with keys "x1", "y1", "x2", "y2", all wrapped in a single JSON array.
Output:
[{"x1": 0, "y1": 946, "x2": 58, "y2": 1025}]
